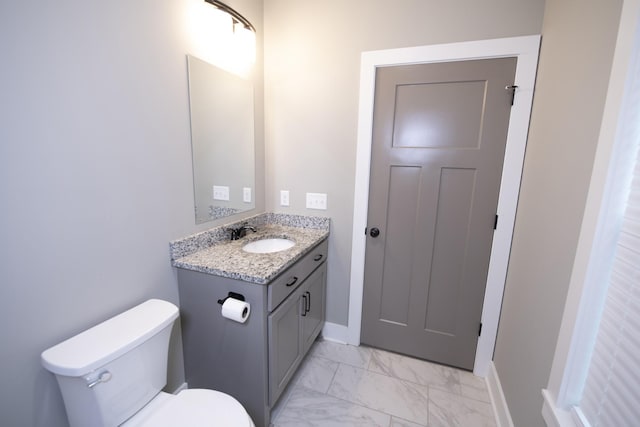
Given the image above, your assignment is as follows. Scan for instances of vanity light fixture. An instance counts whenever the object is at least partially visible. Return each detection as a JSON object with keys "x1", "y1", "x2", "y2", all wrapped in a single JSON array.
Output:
[{"x1": 204, "y1": 0, "x2": 256, "y2": 33}]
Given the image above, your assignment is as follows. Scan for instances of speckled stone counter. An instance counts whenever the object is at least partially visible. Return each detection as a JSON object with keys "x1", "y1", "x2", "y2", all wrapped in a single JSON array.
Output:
[{"x1": 170, "y1": 213, "x2": 330, "y2": 284}]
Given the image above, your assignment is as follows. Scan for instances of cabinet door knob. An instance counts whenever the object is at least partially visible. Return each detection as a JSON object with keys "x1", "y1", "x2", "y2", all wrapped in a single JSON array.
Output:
[{"x1": 305, "y1": 291, "x2": 311, "y2": 312}]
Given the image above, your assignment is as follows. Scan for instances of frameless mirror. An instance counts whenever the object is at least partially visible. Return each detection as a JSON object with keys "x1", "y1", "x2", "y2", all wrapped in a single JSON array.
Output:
[{"x1": 187, "y1": 55, "x2": 255, "y2": 224}]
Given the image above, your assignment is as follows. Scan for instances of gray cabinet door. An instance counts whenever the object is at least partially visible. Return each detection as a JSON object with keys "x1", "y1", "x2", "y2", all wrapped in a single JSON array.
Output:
[
  {"x1": 361, "y1": 58, "x2": 517, "y2": 370},
  {"x1": 268, "y1": 284, "x2": 304, "y2": 406},
  {"x1": 302, "y1": 264, "x2": 327, "y2": 354},
  {"x1": 268, "y1": 263, "x2": 327, "y2": 406}
]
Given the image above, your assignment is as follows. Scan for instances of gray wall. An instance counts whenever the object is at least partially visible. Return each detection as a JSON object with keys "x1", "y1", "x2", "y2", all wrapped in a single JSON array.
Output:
[
  {"x1": 263, "y1": 1, "x2": 626, "y2": 425},
  {"x1": 493, "y1": 0, "x2": 623, "y2": 426},
  {"x1": 0, "y1": 1, "x2": 264, "y2": 426},
  {"x1": 1, "y1": 0, "x2": 623, "y2": 426},
  {"x1": 263, "y1": 0, "x2": 546, "y2": 325}
]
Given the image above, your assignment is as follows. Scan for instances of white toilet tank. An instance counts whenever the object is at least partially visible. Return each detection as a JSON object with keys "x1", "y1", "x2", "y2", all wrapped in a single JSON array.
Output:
[{"x1": 41, "y1": 299, "x2": 179, "y2": 427}]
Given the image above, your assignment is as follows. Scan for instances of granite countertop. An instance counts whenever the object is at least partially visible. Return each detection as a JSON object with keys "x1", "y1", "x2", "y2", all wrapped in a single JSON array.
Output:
[{"x1": 170, "y1": 214, "x2": 329, "y2": 284}]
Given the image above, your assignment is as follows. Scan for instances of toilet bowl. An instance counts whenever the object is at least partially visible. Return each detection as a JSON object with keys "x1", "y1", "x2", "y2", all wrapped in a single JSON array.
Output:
[
  {"x1": 122, "y1": 390, "x2": 254, "y2": 427},
  {"x1": 41, "y1": 299, "x2": 254, "y2": 427}
]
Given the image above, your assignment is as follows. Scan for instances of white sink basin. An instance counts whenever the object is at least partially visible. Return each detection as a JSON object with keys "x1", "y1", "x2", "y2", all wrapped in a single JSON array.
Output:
[{"x1": 242, "y1": 238, "x2": 295, "y2": 254}]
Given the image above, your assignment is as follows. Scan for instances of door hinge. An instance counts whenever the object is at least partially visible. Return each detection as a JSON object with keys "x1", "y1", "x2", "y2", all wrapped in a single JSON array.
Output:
[
  {"x1": 506, "y1": 85, "x2": 518, "y2": 106},
  {"x1": 494, "y1": 215, "x2": 499, "y2": 230},
  {"x1": 478, "y1": 322, "x2": 483, "y2": 337}
]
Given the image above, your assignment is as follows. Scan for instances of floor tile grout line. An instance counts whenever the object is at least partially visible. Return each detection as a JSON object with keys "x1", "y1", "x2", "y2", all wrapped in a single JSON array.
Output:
[
  {"x1": 430, "y1": 382, "x2": 494, "y2": 405},
  {"x1": 292, "y1": 341, "x2": 495, "y2": 426},
  {"x1": 366, "y1": 347, "x2": 375, "y2": 371},
  {"x1": 293, "y1": 382, "x2": 395, "y2": 425},
  {"x1": 365, "y1": 350, "x2": 494, "y2": 405},
  {"x1": 393, "y1": 414, "x2": 429, "y2": 427},
  {"x1": 369, "y1": 364, "x2": 460, "y2": 391},
  {"x1": 270, "y1": 367, "x2": 304, "y2": 426},
  {"x1": 325, "y1": 359, "x2": 341, "y2": 393},
  {"x1": 326, "y1": 363, "x2": 432, "y2": 425},
  {"x1": 311, "y1": 355, "x2": 373, "y2": 370},
  {"x1": 330, "y1": 362, "x2": 492, "y2": 408},
  {"x1": 335, "y1": 358, "x2": 492, "y2": 424},
  {"x1": 280, "y1": 349, "x2": 397, "y2": 423},
  {"x1": 322, "y1": 365, "x2": 391, "y2": 420}
]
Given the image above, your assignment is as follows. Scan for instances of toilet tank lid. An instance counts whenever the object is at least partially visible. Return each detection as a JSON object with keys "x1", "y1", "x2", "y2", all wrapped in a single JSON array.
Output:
[{"x1": 41, "y1": 299, "x2": 179, "y2": 377}]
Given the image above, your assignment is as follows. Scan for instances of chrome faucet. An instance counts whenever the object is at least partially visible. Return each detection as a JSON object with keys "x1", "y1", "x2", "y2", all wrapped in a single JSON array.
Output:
[{"x1": 230, "y1": 223, "x2": 257, "y2": 240}]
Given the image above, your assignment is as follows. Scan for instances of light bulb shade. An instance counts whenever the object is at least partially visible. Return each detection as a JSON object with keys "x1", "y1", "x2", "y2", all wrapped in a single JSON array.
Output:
[
  {"x1": 191, "y1": 0, "x2": 255, "y2": 76},
  {"x1": 207, "y1": 7, "x2": 234, "y2": 39},
  {"x1": 204, "y1": 0, "x2": 256, "y2": 33},
  {"x1": 234, "y1": 23, "x2": 256, "y2": 64}
]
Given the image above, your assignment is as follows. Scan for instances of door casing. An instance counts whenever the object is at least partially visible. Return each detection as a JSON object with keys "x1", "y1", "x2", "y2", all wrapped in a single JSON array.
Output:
[{"x1": 346, "y1": 35, "x2": 541, "y2": 376}]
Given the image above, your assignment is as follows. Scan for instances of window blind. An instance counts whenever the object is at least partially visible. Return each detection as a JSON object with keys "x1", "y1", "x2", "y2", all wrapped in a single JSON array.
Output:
[{"x1": 578, "y1": 86, "x2": 640, "y2": 426}]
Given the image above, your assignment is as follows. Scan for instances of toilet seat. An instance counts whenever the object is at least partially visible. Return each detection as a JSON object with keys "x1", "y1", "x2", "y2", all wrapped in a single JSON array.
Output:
[{"x1": 122, "y1": 389, "x2": 255, "y2": 427}]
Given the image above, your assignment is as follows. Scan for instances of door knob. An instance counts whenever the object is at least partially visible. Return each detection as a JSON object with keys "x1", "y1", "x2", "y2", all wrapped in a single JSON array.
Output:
[{"x1": 369, "y1": 227, "x2": 380, "y2": 238}]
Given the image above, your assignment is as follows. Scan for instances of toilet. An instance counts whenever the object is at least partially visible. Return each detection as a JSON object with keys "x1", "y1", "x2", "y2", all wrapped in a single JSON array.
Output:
[{"x1": 41, "y1": 299, "x2": 255, "y2": 427}]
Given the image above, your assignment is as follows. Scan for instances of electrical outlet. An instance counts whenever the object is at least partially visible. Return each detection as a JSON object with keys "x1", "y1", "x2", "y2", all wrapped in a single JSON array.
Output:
[
  {"x1": 243, "y1": 187, "x2": 252, "y2": 203},
  {"x1": 280, "y1": 190, "x2": 290, "y2": 206},
  {"x1": 306, "y1": 192, "x2": 327, "y2": 210},
  {"x1": 213, "y1": 185, "x2": 230, "y2": 201}
]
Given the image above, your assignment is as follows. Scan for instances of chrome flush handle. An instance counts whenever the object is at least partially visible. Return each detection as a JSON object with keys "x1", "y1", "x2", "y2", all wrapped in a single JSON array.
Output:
[{"x1": 85, "y1": 370, "x2": 112, "y2": 388}]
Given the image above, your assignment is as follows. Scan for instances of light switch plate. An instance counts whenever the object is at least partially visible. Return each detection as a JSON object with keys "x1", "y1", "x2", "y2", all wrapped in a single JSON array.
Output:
[
  {"x1": 280, "y1": 190, "x2": 290, "y2": 207},
  {"x1": 243, "y1": 187, "x2": 252, "y2": 203},
  {"x1": 213, "y1": 185, "x2": 230, "y2": 201},
  {"x1": 306, "y1": 192, "x2": 327, "y2": 210}
]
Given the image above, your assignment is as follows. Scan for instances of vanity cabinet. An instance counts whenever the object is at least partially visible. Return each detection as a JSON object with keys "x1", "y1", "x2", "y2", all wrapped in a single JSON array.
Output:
[
  {"x1": 268, "y1": 263, "x2": 326, "y2": 405},
  {"x1": 177, "y1": 238, "x2": 327, "y2": 427}
]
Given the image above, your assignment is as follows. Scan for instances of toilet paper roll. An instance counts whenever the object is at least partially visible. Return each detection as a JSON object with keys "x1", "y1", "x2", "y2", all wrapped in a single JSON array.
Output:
[{"x1": 221, "y1": 298, "x2": 250, "y2": 323}]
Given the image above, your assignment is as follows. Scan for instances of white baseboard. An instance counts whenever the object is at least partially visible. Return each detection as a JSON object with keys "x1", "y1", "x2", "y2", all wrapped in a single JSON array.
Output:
[
  {"x1": 541, "y1": 389, "x2": 583, "y2": 427},
  {"x1": 542, "y1": 389, "x2": 563, "y2": 427},
  {"x1": 321, "y1": 321, "x2": 350, "y2": 344},
  {"x1": 486, "y1": 362, "x2": 514, "y2": 427}
]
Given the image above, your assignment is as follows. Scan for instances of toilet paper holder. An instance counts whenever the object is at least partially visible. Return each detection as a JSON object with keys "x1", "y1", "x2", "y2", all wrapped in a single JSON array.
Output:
[{"x1": 217, "y1": 292, "x2": 245, "y2": 305}]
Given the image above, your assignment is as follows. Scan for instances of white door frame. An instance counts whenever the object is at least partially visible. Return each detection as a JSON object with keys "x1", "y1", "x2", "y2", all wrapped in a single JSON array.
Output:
[{"x1": 346, "y1": 35, "x2": 541, "y2": 376}]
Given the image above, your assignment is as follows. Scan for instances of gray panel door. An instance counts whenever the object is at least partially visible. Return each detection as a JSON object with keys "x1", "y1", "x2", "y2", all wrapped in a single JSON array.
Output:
[{"x1": 361, "y1": 58, "x2": 517, "y2": 370}]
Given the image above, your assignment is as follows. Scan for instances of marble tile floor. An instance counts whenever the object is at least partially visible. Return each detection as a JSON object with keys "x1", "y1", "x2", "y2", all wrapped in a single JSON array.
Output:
[{"x1": 270, "y1": 339, "x2": 497, "y2": 427}]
